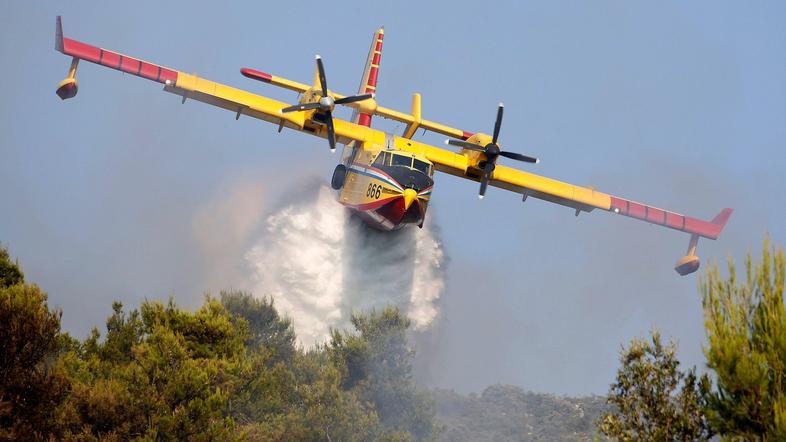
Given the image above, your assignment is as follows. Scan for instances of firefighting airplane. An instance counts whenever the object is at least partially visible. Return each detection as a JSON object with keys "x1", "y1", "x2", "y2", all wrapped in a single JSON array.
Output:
[{"x1": 54, "y1": 17, "x2": 731, "y2": 276}]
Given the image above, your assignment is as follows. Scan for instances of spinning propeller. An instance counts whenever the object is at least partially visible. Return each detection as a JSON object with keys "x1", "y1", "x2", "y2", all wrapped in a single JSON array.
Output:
[
  {"x1": 446, "y1": 104, "x2": 539, "y2": 198},
  {"x1": 280, "y1": 55, "x2": 373, "y2": 151}
]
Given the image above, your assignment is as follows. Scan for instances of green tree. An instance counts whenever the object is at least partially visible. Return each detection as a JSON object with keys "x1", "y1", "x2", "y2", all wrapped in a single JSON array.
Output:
[
  {"x1": 331, "y1": 307, "x2": 437, "y2": 441},
  {"x1": 223, "y1": 291, "x2": 386, "y2": 440},
  {"x1": 0, "y1": 245, "x2": 24, "y2": 288},
  {"x1": 0, "y1": 245, "x2": 25, "y2": 288},
  {"x1": 701, "y1": 238, "x2": 786, "y2": 439},
  {"x1": 242, "y1": 352, "x2": 384, "y2": 442},
  {"x1": 0, "y1": 244, "x2": 440, "y2": 441},
  {"x1": 220, "y1": 290, "x2": 296, "y2": 363},
  {"x1": 0, "y1": 280, "x2": 69, "y2": 440},
  {"x1": 98, "y1": 301, "x2": 144, "y2": 363},
  {"x1": 55, "y1": 298, "x2": 246, "y2": 441},
  {"x1": 599, "y1": 330, "x2": 711, "y2": 441}
]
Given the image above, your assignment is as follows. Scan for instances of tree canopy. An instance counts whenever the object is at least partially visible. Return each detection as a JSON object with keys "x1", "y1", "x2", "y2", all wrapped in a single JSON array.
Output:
[
  {"x1": 599, "y1": 237, "x2": 786, "y2": 441},
  {"x1": 598, "y1": 330, "x2": 711, "y2": 441},
  {"x1": 0, "y1": 245, "x2": 24, "y2": 288},
  {"x1": 6, "y1": 236, "x2": 783, "y2": 440},
  {"x1": 0, "y1": 283, "x2": 68, "y2": 440},
  {"x1": 0, "y1": 249, "x2": 438, "y2": 442},
  {"x1": 701, "y1": 238, "x2": 786, "y2": 439},
  {"x1": 331, "y1": 308, "x2": 437, "y2": 440}
]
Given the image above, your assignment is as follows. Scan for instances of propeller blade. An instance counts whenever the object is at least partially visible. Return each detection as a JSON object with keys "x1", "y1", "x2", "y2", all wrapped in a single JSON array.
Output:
[
  {"x1": 447, "y1": 140, "x2": 485, "y2": 151},
  {"x1": 499, "y1": 151, "x2": 538, "y2": 163},
  {"x1": 479, "y1": 161, "x2": 496, "y2": 198},
  {"x1": 492, "y1": 103, "x2": 504, "y2": 145},
  {"x1": 325, "y1": 109, "x2": 336, "y2": 151},
  {"x1": 334, "y1": 93, "x2": 374, "y2": 105},
  {"x1": 479, "y1": 174, "x2": 489, "y2": 198},
  {"x1": 280, "y1": 102, "x2": 321, "y2": 113},
  {"x1": 316, "y1": 56, "x2": 328, "y2": 96}
]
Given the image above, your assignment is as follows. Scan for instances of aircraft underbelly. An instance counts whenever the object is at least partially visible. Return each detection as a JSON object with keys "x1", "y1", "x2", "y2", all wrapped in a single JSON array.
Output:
[{"x1": 338, "y1": 164, "x2": 432, "y2": 231}]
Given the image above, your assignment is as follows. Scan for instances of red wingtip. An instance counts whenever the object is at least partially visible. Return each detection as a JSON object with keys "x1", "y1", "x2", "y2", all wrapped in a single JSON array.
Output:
[
  {"x1": 711, "y1": 208, "x2": 734, "y2": 229},
  {"x1": 699, "y1": 208, "x2": 734, "y2": 240},
  {"x1": 702, "y1": 208, "x2": 733, "y2": 240},
  {"x1": 55, "y1": 16, "x2": 64, "y2": 53}
]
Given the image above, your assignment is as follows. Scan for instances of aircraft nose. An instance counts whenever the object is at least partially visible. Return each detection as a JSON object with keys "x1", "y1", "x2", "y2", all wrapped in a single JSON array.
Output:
[{"x1": 403, "y1": 188, "x2": 418, "y2": 211}]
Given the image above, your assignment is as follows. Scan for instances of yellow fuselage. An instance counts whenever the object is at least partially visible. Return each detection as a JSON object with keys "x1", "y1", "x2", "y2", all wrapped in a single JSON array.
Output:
[{"x1": 338, "y1": 145, "x2": 433, "y2": 230}]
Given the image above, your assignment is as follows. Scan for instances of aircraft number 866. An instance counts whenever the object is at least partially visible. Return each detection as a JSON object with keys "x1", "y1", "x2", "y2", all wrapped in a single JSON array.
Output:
[{"x1": 367, "y1": 183, "x2": 381, "y2": 199}]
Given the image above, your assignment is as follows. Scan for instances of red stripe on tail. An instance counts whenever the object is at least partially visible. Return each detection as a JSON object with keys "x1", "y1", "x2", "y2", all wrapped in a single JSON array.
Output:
[
  {"x1": 357, "y1": 114, "x2": 372, "y2": 126},
  {"x1": 353, "y1": 28, "x2": 384, "y2": 127}
]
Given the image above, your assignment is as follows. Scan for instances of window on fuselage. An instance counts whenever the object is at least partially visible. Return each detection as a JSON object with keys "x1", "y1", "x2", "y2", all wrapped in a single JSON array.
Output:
[
  {"x1": 413, "y1": 159, "x2": 432, "y2": 176},
  {"x1": 373, "y1": 152, "x2": 390, "y2": 166},
  {"x1": 391, "y1": 154, "x2": 413, "y2": 168}
]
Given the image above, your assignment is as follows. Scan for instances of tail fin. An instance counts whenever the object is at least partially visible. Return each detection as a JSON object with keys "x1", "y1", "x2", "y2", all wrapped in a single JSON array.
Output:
[{"x1": 352, "y1": 27, "x2": 384, "y2": 127}]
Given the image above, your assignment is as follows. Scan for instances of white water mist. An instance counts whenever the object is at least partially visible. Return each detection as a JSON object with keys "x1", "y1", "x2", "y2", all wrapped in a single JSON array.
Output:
[{"x1": 245, "y1": 183, "x2": 445, "y2": 347}]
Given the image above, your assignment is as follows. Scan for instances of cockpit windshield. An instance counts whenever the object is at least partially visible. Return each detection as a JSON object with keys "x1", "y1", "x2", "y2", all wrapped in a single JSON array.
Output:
[
  {"x1": 391, "y1": 154, "x2": 413, "y2": 168},
  {"x1": 374, "y1": 151, "x2": 433, "y2": 176},
  {"x1": 374, "y1": 151, "x2": 390, "y2": 166},
  {"x1": 413, "y1": 159, "x2": 431, "y2": 175}
]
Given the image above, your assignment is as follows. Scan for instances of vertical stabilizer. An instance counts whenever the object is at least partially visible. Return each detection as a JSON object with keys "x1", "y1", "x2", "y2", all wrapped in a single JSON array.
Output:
[{"x1": 352, "y1": 27, "x2": 384, "y2": 127}]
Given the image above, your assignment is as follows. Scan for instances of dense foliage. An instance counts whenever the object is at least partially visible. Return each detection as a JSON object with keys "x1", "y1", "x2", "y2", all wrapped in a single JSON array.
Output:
[
  {"x1": 4, "y1": 237, "x2": 783, "y2": 440},
  {"x1": 701, "y1": 238, "x2": 786, "y2": 439},
  {"x1": 0, "y1": 246, "x2": 24, "y2": 288},
  {"x1": 0, "y1": 243, "x2": 438, "y2": 441},
  {"x1": 598, "y1": 331, "x2": 711, "y2": 441},
  {"x1": 331, "y1": 309, "x2": 437, "y2": 439},
  {"x1": 0, "y1": 247, "x2": 68, "y2": 440},
  {"x1": 599, "y1": 237, "x2": 786, "y2": 441}
]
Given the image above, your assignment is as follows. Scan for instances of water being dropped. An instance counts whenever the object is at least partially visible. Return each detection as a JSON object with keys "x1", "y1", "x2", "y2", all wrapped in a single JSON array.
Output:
[{"x1": 245, "y1": 183, "x2": 445, "y2": 347}]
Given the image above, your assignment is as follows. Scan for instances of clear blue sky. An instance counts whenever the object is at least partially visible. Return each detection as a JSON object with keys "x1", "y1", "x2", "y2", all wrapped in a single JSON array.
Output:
[{"x1": 1, "y1": 1, "x2": 784, "y2": 395}]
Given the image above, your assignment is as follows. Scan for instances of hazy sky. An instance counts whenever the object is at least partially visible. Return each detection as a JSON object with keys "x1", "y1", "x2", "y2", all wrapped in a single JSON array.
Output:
[{"x1": 2, "y1": 1, "x2": 784, "y2": 396}]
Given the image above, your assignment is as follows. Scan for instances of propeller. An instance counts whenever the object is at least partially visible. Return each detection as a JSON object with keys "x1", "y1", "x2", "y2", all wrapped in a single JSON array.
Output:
[
  {"x1": 446, "y1": 103, "x2": 539, "y2": 198},
  {"x1": 280, "y1": 55, "x2": 373, "y2": 151}
]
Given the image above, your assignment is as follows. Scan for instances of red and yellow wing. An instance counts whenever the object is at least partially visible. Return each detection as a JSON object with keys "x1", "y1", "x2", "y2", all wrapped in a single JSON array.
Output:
[
  {"x1": 493, "y1": 165, "x2": 732, "y2": 241},
  {"x1": 396, "y1": 136, "x2": 732, "y2": 244},
  {"x1": 54, "y1": 17, "x2": 375, "y2": 146}
]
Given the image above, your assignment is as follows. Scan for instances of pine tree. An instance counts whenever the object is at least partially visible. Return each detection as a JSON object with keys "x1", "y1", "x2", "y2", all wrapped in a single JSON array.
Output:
[
  {"x1": 0, "y1": 249, "x2": 68, "y2": 441},
  {"x1": 220, "y1": 290, "x2": 296, "y2": 363},
  {"x1": 701, "y1": 237, "x2": 786, "y2": 439},
  {"x1": 55, "y1": 298, "x2": 247, "y2": 441},
  {"x1": 330, "y1": 307, "x2": 437, "y2": 441},
  {"x1": 598, "y1": 330, "x2": 711, "y2": 441},
  {"x1": 0, "y1": 245, "x2": 24, "y2": 288}
]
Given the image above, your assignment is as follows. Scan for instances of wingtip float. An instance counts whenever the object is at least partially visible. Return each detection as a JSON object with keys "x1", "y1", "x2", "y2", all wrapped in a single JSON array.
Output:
[{"x1": 53, "y1": 16, "x2": 732, "y2": 276}]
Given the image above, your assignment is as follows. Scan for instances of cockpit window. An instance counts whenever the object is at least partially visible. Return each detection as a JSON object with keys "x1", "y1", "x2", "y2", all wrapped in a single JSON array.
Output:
[
  {"x1": 413, "y1": 159, "x2": 431, "y2": 175},
  {"x1": 374, "y1": 151, "x2": 390, "y2": 166},
  {"x1": 391, "y1": 154, "x2": 413, "y2": 168}
]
